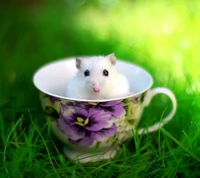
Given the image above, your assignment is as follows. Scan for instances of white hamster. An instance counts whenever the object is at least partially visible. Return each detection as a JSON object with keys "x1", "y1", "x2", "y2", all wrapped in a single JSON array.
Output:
[{"x1": 66, "y1": 53, "x2": 130, "y2": 100}]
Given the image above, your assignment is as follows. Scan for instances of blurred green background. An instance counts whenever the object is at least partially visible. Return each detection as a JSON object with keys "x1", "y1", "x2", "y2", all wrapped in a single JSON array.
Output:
[{"x1": 1, "y1": 0, "x2": 200, "y2": 177}]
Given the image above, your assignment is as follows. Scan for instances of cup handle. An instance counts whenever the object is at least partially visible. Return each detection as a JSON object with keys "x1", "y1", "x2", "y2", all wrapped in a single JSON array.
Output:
[{"x1": 137, "y1": 87, "x2": 177, "y2": 135}]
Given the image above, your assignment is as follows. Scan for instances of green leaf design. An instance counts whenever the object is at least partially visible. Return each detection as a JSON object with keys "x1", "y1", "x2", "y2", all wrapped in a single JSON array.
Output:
[
  {"x1": 122, "y1": 96, "x2": 141, "y2": 127},
  {"x1": 127, "y1": 119, "x2": 137, "y2": 126},
  {"x1": 140, "y1": 92, "x2": 146, "y2": 103},
  {"x1": 95, "y1": 141, "x2": 101, "y2": 149},
  {"x1": 44, "y1": 106, "x2": 60, "y2": 120}
]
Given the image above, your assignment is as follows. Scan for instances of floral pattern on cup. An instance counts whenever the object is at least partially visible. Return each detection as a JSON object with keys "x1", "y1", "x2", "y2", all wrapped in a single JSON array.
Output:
[
  {"x1": 58, "y1": 102, "x2": 121, "y2": 146},
  {"x1": 42, "y1": 93, "x2": 144, "y2": 147}
]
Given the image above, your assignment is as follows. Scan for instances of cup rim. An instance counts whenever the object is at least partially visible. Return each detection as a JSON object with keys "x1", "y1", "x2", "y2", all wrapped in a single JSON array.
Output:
[{"x1": 33, "y1": 57, "x2": 153, "y2": 102}]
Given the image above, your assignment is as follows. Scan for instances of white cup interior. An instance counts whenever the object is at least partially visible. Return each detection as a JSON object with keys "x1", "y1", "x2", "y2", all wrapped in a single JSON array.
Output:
[{"x1": 33, "y1": 57, "x2": 153, "y2": 100}]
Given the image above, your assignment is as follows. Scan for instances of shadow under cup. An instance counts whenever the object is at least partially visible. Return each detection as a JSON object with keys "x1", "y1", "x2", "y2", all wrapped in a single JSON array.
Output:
[{"x1": 33, "y1": 58, "x2": 177, "y2": 163}]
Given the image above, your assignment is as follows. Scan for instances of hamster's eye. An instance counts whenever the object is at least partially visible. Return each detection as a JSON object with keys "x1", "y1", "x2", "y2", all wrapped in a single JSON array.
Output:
[
  {"x1": 103, "y1": 69, "x2": 109, "y2": 76},
  {"x1": 84, "y1": 70, "x2": 90, "y2": 76}
]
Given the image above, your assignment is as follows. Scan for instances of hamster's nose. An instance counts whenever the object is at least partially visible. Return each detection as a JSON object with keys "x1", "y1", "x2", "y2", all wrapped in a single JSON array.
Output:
[
  {"x1": 93, "y1": 87, "x2": 100, "y2": 93},
  {"x1": 91, "y1": 83, "x2": 100, "y2": 93}
]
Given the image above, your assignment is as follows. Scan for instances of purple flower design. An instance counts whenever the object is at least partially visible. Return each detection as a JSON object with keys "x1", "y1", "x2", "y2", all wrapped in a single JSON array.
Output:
[
  {"x1": 64, "y1": 100, "x2": 125, "y2": 118},
  {"x1": 58, "y1": 107, "x2": 117, "y2": 146},
  {"x1": 95, "y1": 100, "x2": 124, "y2": 118}
]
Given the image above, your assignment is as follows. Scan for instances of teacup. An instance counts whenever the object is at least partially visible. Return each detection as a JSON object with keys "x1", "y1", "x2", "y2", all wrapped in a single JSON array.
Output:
[{"x1": 33, "y1": 57, "x2": 177, "y2": 163}]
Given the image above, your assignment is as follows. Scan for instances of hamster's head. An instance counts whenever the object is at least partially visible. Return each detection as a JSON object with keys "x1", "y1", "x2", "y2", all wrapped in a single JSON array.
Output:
[{"x1": 76, "y1": 53, "x2": 117, "y2": 95}]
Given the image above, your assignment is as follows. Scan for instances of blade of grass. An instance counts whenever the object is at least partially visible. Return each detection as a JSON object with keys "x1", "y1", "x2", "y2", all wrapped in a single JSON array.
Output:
[
  {"x1": 3, "y1": 116, "x2": 22, "y2": 178},
  {"x1": 28, "y1": 110, "x2": 61, "y2": 178},
  {"x1": 161, "y1": 127, "x2": 200, "y2": 162}
]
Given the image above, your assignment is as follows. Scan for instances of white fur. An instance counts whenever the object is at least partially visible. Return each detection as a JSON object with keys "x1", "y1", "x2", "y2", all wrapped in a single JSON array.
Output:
[{"x1": 66, "y1": 54, "x2": 130, "y2": 100}]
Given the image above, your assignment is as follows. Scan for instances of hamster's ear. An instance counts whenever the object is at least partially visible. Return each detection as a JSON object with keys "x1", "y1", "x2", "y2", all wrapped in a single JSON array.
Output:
[
  {"x1": 76, "y1": 58, "x2": 81, "y2": 69},
  {"x1": 106, "y1": 53, "x2": 116, "y2": 65}
]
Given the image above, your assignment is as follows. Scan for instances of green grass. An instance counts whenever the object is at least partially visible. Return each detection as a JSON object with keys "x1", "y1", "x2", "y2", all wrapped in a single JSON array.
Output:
[{"x1": 1, "y1": 0, "x2": 200, "y2": 177}]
